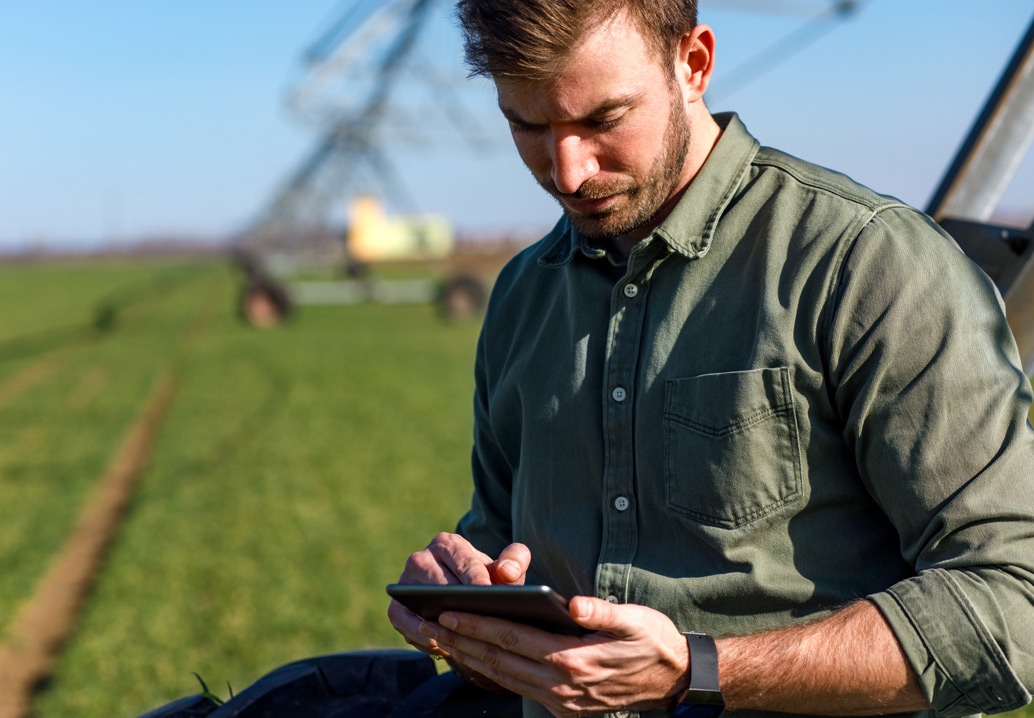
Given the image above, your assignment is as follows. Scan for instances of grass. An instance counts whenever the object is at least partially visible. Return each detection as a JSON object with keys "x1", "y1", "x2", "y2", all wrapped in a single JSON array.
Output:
[
  {"x1": 0, "y1": 261, "x2": 215, "y2": 634},
  {"x1": 0, "y1": 258, "x2": 481, "y2": 715},
  {"x1": 2, "y1": 257, "x2": 1033, "y2": 717}
]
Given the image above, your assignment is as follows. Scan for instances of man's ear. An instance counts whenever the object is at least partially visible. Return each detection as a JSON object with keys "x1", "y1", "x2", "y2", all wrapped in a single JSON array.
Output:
[{"x1": 675, "y1": 24, "x2": 716, "y2": 103}]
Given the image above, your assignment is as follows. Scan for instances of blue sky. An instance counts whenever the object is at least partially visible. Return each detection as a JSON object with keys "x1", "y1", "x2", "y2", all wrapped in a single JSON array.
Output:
[{"x1": 1, "y1": 1, "x2": 1032, "y2": 249}]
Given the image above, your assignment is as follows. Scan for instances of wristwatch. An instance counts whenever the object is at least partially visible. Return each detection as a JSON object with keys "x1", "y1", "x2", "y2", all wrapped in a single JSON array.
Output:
[{"x1": 670, "y1": 632, "x2": 725, "y2": 718}]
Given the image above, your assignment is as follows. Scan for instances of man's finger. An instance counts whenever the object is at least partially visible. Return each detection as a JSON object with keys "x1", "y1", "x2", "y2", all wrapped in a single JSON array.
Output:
[
  {"x1": 491, "y1": 542, "x2": 532, "y2": 584},
  {"x1": 435, "y1": 610, "x2": 584, "y2": 663},
  {"x1": 388, "y1": 600, "x2": 436, "y2": 653},
  {"x1": 402, "y1": 548, "x2": 463, "y2": 585},
  {"x1": 440, "y1": 639, "x2": 548, "y2": 705},
  {"x1": 568, "y1": 596, "x2": 635, "y2": 637},
  {"x1": 388, "y1": 600, "x2": 451, "y2": 657},
  {"x1": 426, "y1": 533, "x2": 494, "y2": 585},
  {"x1": 430, "y1": 620, "x2": 557, "y2": 699}
]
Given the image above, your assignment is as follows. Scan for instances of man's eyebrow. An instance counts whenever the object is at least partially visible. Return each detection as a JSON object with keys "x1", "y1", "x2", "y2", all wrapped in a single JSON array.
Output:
[
  {"x1": 583, "y1": 92, "x2": 645, "y2": 118},
  {"x1": 498, "y1": 104, "x2": 530, "y2": 124},
  {"x1": 498, "y1": 91, "x2": 646, "y2": 125}
]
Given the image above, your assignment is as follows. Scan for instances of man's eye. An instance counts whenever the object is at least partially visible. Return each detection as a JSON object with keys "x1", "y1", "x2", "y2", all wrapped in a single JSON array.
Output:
[
  {"x1": 509, "y1": 121, "x2": 540, "y2": 134},
  {"x1": 590, "y1": 117, "x2": 622, "y2": 131}
]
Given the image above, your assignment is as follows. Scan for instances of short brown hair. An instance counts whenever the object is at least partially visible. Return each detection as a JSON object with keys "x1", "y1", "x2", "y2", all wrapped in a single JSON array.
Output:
[{"x1": 456, "y1": 0, "x2": 698, "y2": 81}]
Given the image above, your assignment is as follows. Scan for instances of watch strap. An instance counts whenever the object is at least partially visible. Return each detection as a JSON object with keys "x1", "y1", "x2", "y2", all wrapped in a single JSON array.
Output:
[
  {"x1": 684, "y1": 631, "x2": 720, "y2": 693},
  {"x1": 671, "y1": 632, "x2": 724, "y2": 718}
]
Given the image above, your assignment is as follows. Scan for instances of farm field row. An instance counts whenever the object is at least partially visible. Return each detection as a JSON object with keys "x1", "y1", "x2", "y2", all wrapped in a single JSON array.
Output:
[{"x1": 0, "y1": 259, "x2": 481, "y2": 715}]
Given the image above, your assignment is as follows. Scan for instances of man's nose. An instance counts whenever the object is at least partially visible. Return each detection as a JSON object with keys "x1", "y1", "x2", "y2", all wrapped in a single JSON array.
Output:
[{"x1": 550, "y1": 132, "x2": 599, "y2": 195}]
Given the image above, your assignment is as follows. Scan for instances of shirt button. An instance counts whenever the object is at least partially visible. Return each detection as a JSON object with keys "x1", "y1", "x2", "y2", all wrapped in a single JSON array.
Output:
[
  {"x1": 615, "y1": 712, "x2": 631, "y2": 718},
  {"x1": 614, "y1": 496, "x2": 630, "y2": 511},
  {"x1": 612, "y1": 387, "x2": 627, "y2": 402},
  {"x1": 606, "y1": 595, "x2": 619, "y2": 603},
  {"x1": 623, "y1": 283, "x2": 638, "y2": 298}
]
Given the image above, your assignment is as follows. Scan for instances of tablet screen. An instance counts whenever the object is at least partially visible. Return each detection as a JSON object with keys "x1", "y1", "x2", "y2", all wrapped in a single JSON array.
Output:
[{"x1": 387, "y1": 584, "x2": 588, "y2": 636}]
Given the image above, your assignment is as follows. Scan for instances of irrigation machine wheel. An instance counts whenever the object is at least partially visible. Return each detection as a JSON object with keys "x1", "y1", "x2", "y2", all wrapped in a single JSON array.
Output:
[
  {"x1": 239, "y1": 279, "x2": 292, "y2": 328},
  {"x1": 437, "y1": 276, "x2": 487, "y2": 321}
]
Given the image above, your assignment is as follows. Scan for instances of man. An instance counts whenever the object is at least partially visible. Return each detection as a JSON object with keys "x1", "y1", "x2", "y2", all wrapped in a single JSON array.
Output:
[{"x1": 388, "y1": 1, "x2": 1034, "y2": 717}]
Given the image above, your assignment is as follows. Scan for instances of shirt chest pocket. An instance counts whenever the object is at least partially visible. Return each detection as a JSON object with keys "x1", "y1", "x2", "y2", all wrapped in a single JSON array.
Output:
[{"x1": 663, "y1": 367, "x2": 804, "y2": 529}]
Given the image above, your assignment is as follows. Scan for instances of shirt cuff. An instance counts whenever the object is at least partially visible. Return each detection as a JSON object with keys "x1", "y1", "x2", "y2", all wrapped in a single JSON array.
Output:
[{"x1": 869, "y1": 568, "x2": 1031, "y2": 716}]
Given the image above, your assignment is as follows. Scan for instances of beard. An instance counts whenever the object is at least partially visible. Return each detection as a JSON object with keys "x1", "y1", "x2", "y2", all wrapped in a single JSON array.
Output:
[{"x1": 537, "y1": 92, "x2": 691, "y2": 241}]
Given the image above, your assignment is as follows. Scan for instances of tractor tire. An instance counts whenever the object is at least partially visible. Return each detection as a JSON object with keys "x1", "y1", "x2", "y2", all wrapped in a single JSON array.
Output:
[
  {"x1": 437, "y1": 276, "x2": 487, "y2": 321},
  {"x1": 240, "y1": 279, "x2": 292, "y2": 328}
]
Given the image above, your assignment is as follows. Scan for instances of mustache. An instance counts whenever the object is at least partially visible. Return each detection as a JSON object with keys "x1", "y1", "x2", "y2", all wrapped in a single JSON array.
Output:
[{"x1": 540, "y1": 178, "x2": 634, "y2": 201}]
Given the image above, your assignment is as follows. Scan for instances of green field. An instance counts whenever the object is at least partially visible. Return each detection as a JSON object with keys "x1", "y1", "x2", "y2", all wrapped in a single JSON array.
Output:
[
  {"x1": 2, "y1": 258, "x2": 1032, "y2": 718},
  {"x1": 0, "y1": 258, "x2": 481, "y2": 715}
]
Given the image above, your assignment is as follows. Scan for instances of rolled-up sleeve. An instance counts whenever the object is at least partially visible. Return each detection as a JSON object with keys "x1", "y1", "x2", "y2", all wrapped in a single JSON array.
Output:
[{"x1": 828, "y1": 206, "x2": 1034, "y2": 715}]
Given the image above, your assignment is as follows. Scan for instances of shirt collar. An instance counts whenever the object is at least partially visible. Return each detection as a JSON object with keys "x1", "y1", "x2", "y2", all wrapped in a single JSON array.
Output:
[{"x1": 539, "y1": 112, "x2": 760, "y2": 268}]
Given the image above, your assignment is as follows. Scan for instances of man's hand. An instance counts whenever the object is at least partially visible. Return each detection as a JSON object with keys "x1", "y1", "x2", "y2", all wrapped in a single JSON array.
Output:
[
  {"x1": 387, "y1": 533, "x2": 530, "y2": 659},
  {"x1": 419, "y1": 596, "x2": 689, "y2": 717}
]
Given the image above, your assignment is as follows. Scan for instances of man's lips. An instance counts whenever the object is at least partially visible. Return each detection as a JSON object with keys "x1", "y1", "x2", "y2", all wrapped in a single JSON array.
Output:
[{"x1": 560, "y1": 193, "x2": 619, "y2": 213}]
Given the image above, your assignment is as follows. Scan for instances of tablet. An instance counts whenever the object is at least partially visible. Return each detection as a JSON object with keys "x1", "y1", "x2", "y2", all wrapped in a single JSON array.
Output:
[{"x1": 386, "y1": 583, "x2": 589, "y2": 636}]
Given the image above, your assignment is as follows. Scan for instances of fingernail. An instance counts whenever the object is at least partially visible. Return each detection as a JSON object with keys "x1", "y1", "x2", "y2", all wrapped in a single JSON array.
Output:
[
  {"x1": 440, "y1": 613, "x2": 458, "y2": 629},
  {"x1": 575, "y1": 600, "x2": 592, "y2": 620},
  {"x1": 498, "y1": 560, "x2": 519, "y2": 579},
  {"x1": 419, "y1": 621, "x2": 438, "y2": 639}
]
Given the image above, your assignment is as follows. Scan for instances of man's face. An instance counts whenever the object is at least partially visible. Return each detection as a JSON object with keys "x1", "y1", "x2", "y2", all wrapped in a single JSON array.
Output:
[{"x1": 496, "y1": 11, "x2": 693, "y2": 241}]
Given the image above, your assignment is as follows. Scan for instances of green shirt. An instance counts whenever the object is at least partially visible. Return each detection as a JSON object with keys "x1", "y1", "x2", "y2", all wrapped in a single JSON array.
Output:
[{"x1": 457, "y1": 113, "x2": 1034, "y2": 718}]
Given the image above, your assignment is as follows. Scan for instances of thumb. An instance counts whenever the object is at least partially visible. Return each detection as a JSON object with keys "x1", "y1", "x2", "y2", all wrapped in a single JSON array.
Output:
[
  {"x1": 491, "y1": 542, "x2": 531, "y2": 585},
  {"x1": 569, "y1": 596, "x2": 632, "y2": 637}
]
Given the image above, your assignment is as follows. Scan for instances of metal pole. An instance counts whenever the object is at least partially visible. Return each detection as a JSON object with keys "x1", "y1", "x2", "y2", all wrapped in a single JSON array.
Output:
[{"x1": 928, "y1": 15, "x2": 1034, "y2": 223}]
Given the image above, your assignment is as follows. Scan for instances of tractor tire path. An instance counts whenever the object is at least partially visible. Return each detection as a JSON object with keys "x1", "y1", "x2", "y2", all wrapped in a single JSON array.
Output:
[{"x1": 0, "y1": 375, "x2": 178, "y2": 718}]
